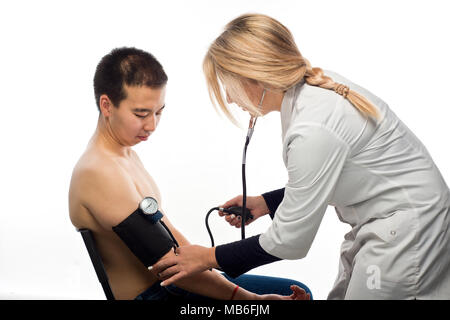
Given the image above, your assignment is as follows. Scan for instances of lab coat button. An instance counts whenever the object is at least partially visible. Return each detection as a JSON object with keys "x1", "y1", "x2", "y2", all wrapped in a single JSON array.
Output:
[{"x1": 390, "y1": 230, "x2": 396, "y2": 236}]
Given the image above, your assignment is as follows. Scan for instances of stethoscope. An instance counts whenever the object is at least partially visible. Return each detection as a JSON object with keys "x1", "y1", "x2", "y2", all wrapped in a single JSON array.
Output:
[{"x1": 205, "y1": 89, "x2": 266, "y2": 246}]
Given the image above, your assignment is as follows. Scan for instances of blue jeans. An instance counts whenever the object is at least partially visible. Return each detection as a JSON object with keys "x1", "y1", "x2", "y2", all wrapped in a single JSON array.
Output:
[{"x1": 135, "y1": 273, "x2": 312, "y2": 300}]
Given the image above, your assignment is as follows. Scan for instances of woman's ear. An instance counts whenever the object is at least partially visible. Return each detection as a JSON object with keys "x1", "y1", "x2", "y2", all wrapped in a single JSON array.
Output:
[{"x1": 99, "y1": 94, "x2": 113, "y2": 117}]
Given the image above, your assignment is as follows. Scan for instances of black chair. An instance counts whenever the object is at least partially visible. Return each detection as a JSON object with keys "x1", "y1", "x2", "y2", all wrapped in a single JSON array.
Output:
[{"x1": 77, "y1": 228, "x2": 115, "y2": 300}]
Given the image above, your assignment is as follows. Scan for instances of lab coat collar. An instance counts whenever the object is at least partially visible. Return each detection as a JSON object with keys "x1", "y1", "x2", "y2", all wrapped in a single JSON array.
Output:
[{"x1": 280, "y1": 80, "x2": 304, "y2": 140}]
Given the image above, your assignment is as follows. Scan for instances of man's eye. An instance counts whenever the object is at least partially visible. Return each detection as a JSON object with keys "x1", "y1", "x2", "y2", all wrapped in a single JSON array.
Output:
[{"x1": 135, "y1": 114, "x2": 147, "y2": 118}]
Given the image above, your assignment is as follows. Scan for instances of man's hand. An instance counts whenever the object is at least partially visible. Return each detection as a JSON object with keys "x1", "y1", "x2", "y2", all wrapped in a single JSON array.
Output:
[
  {"x1": 152, "y1": 245, "x2": 218, "y2": 286},
  {"x1": 258, "y1": 285, "x2": 311, "y2": 300},
  {"x1": 220, "y1": 195, "x2": 270, "y2": 228}
]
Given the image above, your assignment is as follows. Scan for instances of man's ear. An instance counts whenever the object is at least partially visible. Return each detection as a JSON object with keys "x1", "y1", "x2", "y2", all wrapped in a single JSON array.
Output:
[{"x1": 99, "y1": 94, "x2": 113, "y2": 117}]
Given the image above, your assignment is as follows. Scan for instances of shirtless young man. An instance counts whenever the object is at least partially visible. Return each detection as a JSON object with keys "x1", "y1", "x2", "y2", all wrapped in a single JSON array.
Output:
[{"x1": 68, "y1": 47, "x2": 309, "y2": 300}]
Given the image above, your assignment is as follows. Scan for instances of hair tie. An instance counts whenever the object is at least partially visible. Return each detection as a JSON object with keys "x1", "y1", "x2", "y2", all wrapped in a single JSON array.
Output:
[{"x1": 334, "y1": 84, "x2": 350, "y2": 98}]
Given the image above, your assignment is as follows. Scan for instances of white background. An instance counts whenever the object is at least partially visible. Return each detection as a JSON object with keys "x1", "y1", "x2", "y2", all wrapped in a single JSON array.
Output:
[{"x1": 0, "y1": 0, "x2": 449, "y2": 300}]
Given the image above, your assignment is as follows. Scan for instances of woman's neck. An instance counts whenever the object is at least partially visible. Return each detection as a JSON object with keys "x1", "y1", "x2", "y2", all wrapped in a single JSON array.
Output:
[{"x1": 261, "y1": 90, "x2": 285, "y2": 114}]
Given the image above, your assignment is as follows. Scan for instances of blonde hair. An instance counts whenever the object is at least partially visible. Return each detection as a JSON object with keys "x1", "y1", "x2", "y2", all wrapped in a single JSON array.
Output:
[{"x1": 203, "y1": 13, "x2": 379, "y2": 125}]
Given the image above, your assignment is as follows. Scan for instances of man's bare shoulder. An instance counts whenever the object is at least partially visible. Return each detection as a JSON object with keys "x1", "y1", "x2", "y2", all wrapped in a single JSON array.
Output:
[
  {"x1": 70, "y1": 150, "x2": 119, "y2": 199},
  {"x1": 69, "y1": 149, "x2": 141, "y2": 229},
  {"x1": 71, "y1": 151, "x2": 120, "y2": 183}
]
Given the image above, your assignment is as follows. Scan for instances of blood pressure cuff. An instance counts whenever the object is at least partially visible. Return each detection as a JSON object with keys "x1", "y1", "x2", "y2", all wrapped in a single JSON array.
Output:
[{"x1": 112, "y1": 209, "x2": 176, "y2": 268}]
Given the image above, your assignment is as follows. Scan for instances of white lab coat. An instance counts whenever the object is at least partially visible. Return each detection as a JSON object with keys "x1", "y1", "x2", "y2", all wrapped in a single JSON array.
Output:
[{"x1": 259, "y1": 71, "x2": 450, "y2": 299}]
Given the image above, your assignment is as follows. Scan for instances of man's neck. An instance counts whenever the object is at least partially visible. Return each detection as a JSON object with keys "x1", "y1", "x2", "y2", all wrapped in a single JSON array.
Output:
[{"x1": 88, "y1": 116, "x2": 132, "y2": 158}]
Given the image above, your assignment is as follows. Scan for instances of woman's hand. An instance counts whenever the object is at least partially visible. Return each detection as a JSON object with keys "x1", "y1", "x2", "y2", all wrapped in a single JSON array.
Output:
[
  {"x1": 220, "y1": 195, "x2": 270, "y2": 228},
  {"x1": 152, "y1": 245, "x2": 218, "y2": 286}
]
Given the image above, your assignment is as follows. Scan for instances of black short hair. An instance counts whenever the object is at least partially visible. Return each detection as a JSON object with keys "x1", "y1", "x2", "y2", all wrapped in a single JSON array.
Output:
[{"x1": 93, "y1": 47, "x2": 168, "y2": 111}]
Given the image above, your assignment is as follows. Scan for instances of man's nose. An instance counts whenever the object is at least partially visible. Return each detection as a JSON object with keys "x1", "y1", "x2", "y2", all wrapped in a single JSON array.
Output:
[{"x1": 144, "y1": 114, "x2": 157, "y2": 132}]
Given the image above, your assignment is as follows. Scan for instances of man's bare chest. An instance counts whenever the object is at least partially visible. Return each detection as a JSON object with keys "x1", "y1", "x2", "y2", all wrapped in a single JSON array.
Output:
[{"x1": 116, "y1": 157, "x2": 159, "y2": 200}]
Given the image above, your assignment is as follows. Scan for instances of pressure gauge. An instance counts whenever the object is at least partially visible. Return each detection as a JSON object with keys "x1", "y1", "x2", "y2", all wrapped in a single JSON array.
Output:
[{"x1": 139, "y1": 197, "x2": 159, "y2": 215}]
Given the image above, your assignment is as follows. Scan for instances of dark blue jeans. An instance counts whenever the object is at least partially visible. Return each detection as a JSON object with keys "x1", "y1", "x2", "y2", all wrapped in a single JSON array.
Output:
[{"x1": 135, "y1": 273, "x2": 312, "y2": 300}]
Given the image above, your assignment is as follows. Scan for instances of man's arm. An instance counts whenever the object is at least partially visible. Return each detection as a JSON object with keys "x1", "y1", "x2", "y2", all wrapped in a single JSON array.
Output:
[
  {"x1": 152, "y1": 213, "x2": 262, "y2": 299},
  {"x1": 79, "y1": 165, "x2": 143, "y2": 229},
  {"x1": 79, "y1": 165, "x2": 258, "y2": 300}
]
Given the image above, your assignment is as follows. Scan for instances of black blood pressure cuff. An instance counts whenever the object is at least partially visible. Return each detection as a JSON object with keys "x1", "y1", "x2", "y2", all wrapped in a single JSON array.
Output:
[
  {"x1": 112, "y1": 209, "x2": 176, "y2": 268},
  {"x1": 215, "y1": 234, "x2": 281, "y2": 278},
  {"x1": 261, "y1": 188, "x2": 285, "y2": 219}
]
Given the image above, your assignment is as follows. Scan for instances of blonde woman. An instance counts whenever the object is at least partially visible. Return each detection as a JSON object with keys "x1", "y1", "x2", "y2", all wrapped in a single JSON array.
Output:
[{"x1": 153, "y1": 14, "x2": 450, "y2": 299}]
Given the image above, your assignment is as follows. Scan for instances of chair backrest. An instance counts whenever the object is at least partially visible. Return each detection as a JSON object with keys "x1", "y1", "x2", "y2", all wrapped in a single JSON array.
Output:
[{"x1": 77, "y1": 228, "x2": 115, "y2": 300}]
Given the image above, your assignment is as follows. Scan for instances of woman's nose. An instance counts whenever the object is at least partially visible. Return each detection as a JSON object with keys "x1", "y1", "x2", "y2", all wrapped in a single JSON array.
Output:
[{"x1": 226, "y1": 92, "x2": 232, "y2": 104}]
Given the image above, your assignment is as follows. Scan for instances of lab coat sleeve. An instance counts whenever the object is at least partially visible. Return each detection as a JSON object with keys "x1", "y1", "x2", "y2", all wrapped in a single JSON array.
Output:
[{"x1": 259, "y1": 124, "x2": 350, "y2": 259}]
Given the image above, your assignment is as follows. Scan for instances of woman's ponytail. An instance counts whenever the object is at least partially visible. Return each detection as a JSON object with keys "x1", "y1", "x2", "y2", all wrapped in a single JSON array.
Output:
[{"x1": 305, "y1": 65, "x2": 380, "y2": 120}]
